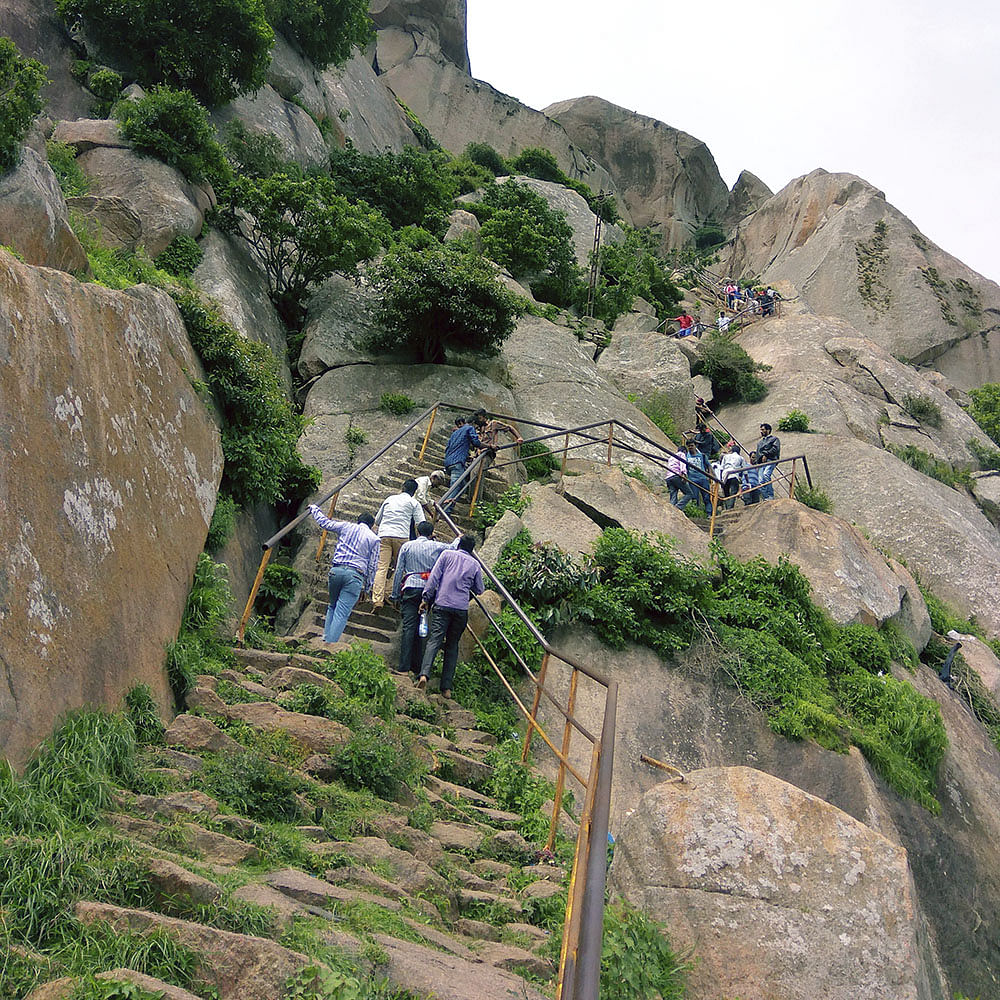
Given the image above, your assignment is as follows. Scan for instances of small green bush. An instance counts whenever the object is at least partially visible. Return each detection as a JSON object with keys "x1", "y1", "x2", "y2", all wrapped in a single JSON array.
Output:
[
  {"x1": 968, "y1": 383, "x2": 1000, "y2": 445},
  {"x1": 153, "y1": 233, "x2": 203, "y2": 277},
  {"x1": 195, "y1": 749, "x2": 303, "y2": 822},
  {"x1": 0, "y1": 37, "x2": 46, "y2": 173},
  {"x1": 508, "y1": 146, "x2": 563, "y2": 183},
  {"x1": 205, "y1": 493, "x2": 238, "y2": 551},
  {"x1": 257, "y1": 562, "x2": 301, "y2": 620},
  {"x1": 379, "y1": 392, "x2": 415, "y2": 416},
  {"x1": 463, "y1": 141, "x2": 507, "y2": 175},
  {"x1": 777, "y1": 409, "x2": 810, "y2": 433},
  {"x1": 519, "y1": 439, "x2": 559, "y2": 480},
  {"x1": 475, "y1": 485, "x2": 530, "y2": 532},
  {"x1": 902, "y1": 393, "x2": 943, "y2": 428},
  {"x1": 636, "y1": 392, "x2": 679, "y2": 442},
  {"x1": 222, "y1": 118, "x2": 286, "y2": 180},
  {"x1": 887, "y1": 443, "x2": 970, "y2": 489},
  {"x1": 329, "y1": 722, "x2": 423, "y2": 801},
  {"x1": 86, "y1": 67, "x2": 122, "y2": 116},
  {"x1": 55, "y1": 0, "x2": 273, "y2": 106},
  {"x1": 46, "y1": 140, "x2": 90, "y2": 196},
  {"x1": 123, "y1": 684, "x2": 165, "y2": 745},
  {"x1": 115, "y1": 87, "x2": 229, "y2": 185},
  {"x1": 601, "y1": 900, "x2": 689, "y2": 1000},
  {"x1": 968, "y1": 437, "x2": 1000, "y2": 470},
  {"x1": 696, "y1": 332, "x2": 770, "y2": 403},
  {"x1": 316, "y1": 642, "x2": 396, "y2": 719},
  {"x1": 794, "y1": 481, "x2": 833, "y2": 513}
]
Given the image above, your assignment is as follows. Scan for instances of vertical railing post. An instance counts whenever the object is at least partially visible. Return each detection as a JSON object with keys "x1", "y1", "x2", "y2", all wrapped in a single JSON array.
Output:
[
  {"x1": 606, "y1": 424, "x2": 614, "y2": 467},
  {"x1": 547, "y1": 667, "x2": 579, "y2": 853},
  {"x1": 417, "y1": 404, "x2": 438, "y2": 463},
  {"x1": 559, "y1": 433, "x2": 570, "y2": 482},
  {"x1": 522, "y1": 652, "x2": 550, "y2": 762},
  {"x1": 237, "y1": 547, "x2": 272, "y2": 645},
  {"x1": 708, "y1": 479, "x2": 720, "y2": 539},
  {"x1": 788, "y1": 458, "x2": 797, "y2": 499},
  {"x1": 469, "y1": 459, "x2": 486, "y2": 517},
  {"x1": 315, "y1": 492, "x2": 339, "y2": 563}
]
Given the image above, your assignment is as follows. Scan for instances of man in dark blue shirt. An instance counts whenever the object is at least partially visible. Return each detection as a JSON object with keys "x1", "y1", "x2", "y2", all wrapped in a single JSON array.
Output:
[{"x1": 441, "y1": 417, "x2": 481, "y2": 511}]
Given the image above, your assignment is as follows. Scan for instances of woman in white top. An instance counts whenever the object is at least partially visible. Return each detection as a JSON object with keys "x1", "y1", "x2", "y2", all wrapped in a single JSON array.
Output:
[{"x1": 718, "y1": 441, "x2": 749, "y2": 509}]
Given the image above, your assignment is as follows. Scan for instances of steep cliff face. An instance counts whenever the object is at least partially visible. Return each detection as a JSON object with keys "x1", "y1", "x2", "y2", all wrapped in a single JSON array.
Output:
[
  {"x1": 370, "y1": 0, "x2": 470, "y2": 74},
  {"x1": 543, "y1": 96, "x2": 731, "y2": 251},
  {"x1": 724, "y1": 169, "x2": 1000, "y2": 390},
  {"x1": 0, "y1": 251, "x2": 222, "y2": 768}
]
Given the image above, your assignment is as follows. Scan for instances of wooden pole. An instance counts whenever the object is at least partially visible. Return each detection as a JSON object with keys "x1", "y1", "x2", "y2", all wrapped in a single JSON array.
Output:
[
  {"x1": 522, "y1": 652, "x2": 550, "y2": 762},
  {"x1": 237, "y1": 547, "x2": 272, "y2": 645},
  {"x1": 315, "y1": 492, "x2": 339, "y2": 563},
  {"x1": 417, "y1": 404, "x2": 438, "y2": 463}
]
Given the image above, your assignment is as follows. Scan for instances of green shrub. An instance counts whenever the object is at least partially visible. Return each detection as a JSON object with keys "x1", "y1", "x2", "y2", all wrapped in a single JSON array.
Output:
[
  {"x1": 636, "y1": 391, "x2": 679, "y2": 442},
  {"x1": 316, "y1": 642, "x2": 396, "y2": 719},
  {"x1": 263, "y1": 0, "x2": 371, "y2": 68},
  {"x1": 123, "y1": 684, "x2": 165, "y2": 745},
  {"x1": 692, "y1": 223, "x2": 725, "y2": 251},
  {"x1": 886, "y1": 443, "x2": 970, "y2": 489},
  {"x1": 519, "y1": 439, "x2": 559, "y2": 480},
  {"x1": 463, "y1": 141, "x2": 507, "y2": 175},
  {"x1": 968, "y1": 437, "x2": 1000, "y2": 470},
  {"x1": 221, "y1": 171, "x2": 387, "y2": 328},
  {"x1": 115, "y1": 87, "x2": 229, "y2": 185},
  {"x1": 601, "y1": 901, "x2": 689, "y2": 1000},
  {"x1": 205, "y1": 493, "x2": 238, "y2": 551},
  {"x1": 0, "y1": 37, "x2": 46, "y2": 173},
  {"x1": 172, "y1": 289, "x2": 320, "y2": 507},
  {"x1": 368, "y1": 242, "x2": 523, "y2": 364},
  {"x1": 902, "y1": 393, "x2": 943, "y2": 428},
  {"x1": 968, "y1": 383, "x2": 1000, "y2": 445},
  {"x1": 696, "y1": 332, "x2": 770, "y2": 403},
  {"x1": 86, "y1": 67, "x2": 122, "y2": 116},
  {"x1": 777, "y1": 409, "x2": 810, "y2": 433},
  {"x1": 379, "y1": 392, "x2": 415, "y2": 416},
  {"x1": 329, "y1": 722, "x2": 423, "y2": 801},
  {"x1": 55, "y1": 0, "x2": 273, "y2": 106},
  {"x1": 46, "y1": 140, "x2": 90, "y2": 196},
  {"x1": 345, "y1": 424, "x2": 367, "y2": 462},
  {"x1": 475, "y1": 485, "x2": 529, "y2": 532},
  {"x1": 258, "y1": 562, "x2": 301, "y2": 619},
  {"x1": 476, "y1": 180, "x2": 579, "y2": 305},
  {"x1": 154, "y1": 233, "x2": 203, "y2": 277},
  {"x1": 794, "y1": 481, "x2": 833, "y2": 513},
  {"x1": 222, "y1": 118, "x2": 286, "y2": 180},
  {"x1": 195, "y1": 749, "x2": 304, "y2": 822},
  {"x1": 508, "y1": 146, "x2": 563, "y2": 183}
]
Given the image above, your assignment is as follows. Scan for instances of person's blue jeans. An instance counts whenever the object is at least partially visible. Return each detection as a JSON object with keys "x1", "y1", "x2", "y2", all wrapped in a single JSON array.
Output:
[
  {"x1": 665, "y1": 474, "x2": 686, "y2": 506},
  {"x1": 420, "y1": 605, "x2": 468, "y2": 693},
  {"x1": 441, "y1": 462, "x2": 467, "y2": 509},
  {"x1": 325, "y1": 565, "x2": 363, "y2": 642},
  {"x1": 759, "y1": 463, "x2": 775, "y2": 501}
]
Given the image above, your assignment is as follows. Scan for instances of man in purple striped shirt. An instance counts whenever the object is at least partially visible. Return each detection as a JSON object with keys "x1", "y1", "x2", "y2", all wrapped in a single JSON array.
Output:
[{"x1": 308, "y1": 504, "x2": 380, "y2": 643}]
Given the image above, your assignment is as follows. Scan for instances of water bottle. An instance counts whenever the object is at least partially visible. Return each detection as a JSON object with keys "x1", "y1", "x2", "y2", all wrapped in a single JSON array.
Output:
[{"x1": 418, "y1": 612, "x2": 428, "y2": 637}]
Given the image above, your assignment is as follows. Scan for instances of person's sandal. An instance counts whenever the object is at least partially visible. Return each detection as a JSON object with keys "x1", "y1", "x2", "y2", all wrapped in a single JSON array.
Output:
[{"x1": 415, "y1": 676, "x2": 427, "y2": 689}]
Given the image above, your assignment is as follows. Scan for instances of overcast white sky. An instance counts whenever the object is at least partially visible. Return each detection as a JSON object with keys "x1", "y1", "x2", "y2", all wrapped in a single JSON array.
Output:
[{"x1": 467, "y1": 0, "x2": 1000, "y2": 283}]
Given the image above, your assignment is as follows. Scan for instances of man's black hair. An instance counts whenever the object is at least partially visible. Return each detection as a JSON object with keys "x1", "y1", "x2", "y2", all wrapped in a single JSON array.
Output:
[
  {"x1": 358, "y1": 513, "x2": 375, "y2": 527},
  {"x1": 454, "y1": 416, "x2": 466, "y2": 427},
  {"x1": 457, "y1": 534, "x2": 476, "y2": 553},
  {"x1": 760, "y1": 423, "x2": 772, "y2": 433},
  {"x1": 416, "y1": 521, "x2": 434, "y2": 537},
  {"x1": 402, "y1": 478, "x2": 418, "y2": 495}
]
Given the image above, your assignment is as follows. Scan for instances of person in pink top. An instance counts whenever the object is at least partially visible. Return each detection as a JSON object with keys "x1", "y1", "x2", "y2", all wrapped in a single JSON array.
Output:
[{"x1": 664, "y1": 446, "x2": 689, "y2": 507}]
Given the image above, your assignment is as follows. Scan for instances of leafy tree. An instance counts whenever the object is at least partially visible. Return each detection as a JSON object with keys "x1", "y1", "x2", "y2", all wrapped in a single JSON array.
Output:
[
  {"x1": 508, "y1": 146, "x2": 563, "y2": 183},
  {"x1": 222, "y1": 171, "x2": 388, "y2": 327},
  {"x1": 0, "y1": 37, "x2": 46, "y2": 173},
  {"x1": 368, "y1": 242, "x2": 524, "y2": 363},
  {"x1": 222, "y1": 118, "x2": 286, "y2": 180},
  {"x1": 115, "y1": 86, "x2": 229, "y2": 185},
  {"x1": 328, "y1": 144, "x2": 458, "y2": 234},
  {"x1": 697, "y1": 332, "x2": 770, "y2": 403},
  {"x1": 54, "y1": 0, "x2": 273, "y2": 106},
  {"x1": 477, "y1": 180, "x2": 579, "y2": 305},
  {"x1": 463, "y1": 141, "x2": 507, "y2": 176},
  {"x1": 263, "y1": 0, "x2": 371, "y2": 68}
]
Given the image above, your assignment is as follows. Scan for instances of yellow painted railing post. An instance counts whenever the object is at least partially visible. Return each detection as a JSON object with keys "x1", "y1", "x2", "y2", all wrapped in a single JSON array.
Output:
[
  {"x1": 469, "y1": 459, "x2": 486, "y2": 517},
  {"x1": 417, "y1": 404, "x2": 438, "y2": 463},
  {"x1": 522, "y1": 652, "x2": 550, "y2": 762},
  {"x1": 547, "y1": 667, "x2": 579, "y2": 853},
  {"x1": 708, "y1": 480, "x2": 720, "y2": 540},
  {"x1": 237, "y1": 547, "x2": 272, "y2": 645},
  {"x1": 315, "y1": 491, "x2": 340, "y2": 563}
]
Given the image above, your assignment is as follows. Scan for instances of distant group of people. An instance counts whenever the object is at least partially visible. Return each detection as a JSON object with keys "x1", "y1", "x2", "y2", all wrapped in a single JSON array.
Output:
[
  {"x1": 442, "y1": 409, "x2": 522, "y2": 511},
  {"x1": 666, "y1": 284, "x2": 778, "y2": 340},
  {"x1": 665, "y1": 419, "x2": 782, "y2": 512}
]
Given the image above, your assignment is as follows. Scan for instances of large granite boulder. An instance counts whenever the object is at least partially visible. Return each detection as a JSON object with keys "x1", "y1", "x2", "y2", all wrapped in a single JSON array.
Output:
[
  {"x1": 722, "y1": 499, "x2": 930, "y2": 645},
  {"x1": 76, "y1": 146, "x2": 211, "y2": 257},
  {"x1": 371, "y1": 0, "x2": 471, "y2": 74},
  {"x1": 64, "y1": 195, "x2": 143, "y2": 252},
  {"x1": 611, "y1": 768, "x2": 949, "y2": 1000},
  {"x1": 724, "y1": 168, "x2": 773, "y2": 229},
  {"x1": 0, "y1": 251, "x2": 222, "y2": 768},
  {"x1": 519, "y1": 483, "x2": 602, "y2": 560},
  {"x1": 543, "y1": 96, "x2": 730, "y2": 252},
  {"x1": 0, "y1": 147, "x2": 88, "y2": 273},
  {"x1": 724, "y1": 169, "x2": 1000, "y2": 390}
]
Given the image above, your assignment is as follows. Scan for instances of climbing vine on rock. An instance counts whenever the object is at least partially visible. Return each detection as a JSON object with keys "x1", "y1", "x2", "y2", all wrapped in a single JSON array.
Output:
[{"x1": 855, "y1": 219, "x2": 892, "y2": 314}]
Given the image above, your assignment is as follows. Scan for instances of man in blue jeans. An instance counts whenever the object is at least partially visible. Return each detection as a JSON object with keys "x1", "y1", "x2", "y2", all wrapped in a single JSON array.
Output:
[
  {"x1": 755, "y1": 423, "x2": 781, "y2": 501},
  {"x1": 417, "y1": 534, "x2": 484, "y2": 698},
  {"x1": 441, "y1": 417, "x2": 481, "y2": 511},
  {"x1": 307, "y1": 505, "x2": 380, "y2": 642}
]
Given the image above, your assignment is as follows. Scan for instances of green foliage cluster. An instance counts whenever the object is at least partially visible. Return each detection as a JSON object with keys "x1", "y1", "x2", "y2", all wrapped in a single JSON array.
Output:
[
  {"x1": 777, "y1": 409, "x2": 811, "y2": 433},
  {"x1": 165, "y1": 553, "x2": 234, "y2": 706},
  {"x1": 46, "y1": 140, "x2": 90, "y2": 197},
  {"x1": 696, "y1": 332, "x2": 770, "y2": 403},
  {"x1": 85, "y1": 66, "x2": 123, "y2": 116},
  {"x1": 902, "y1": 393, "x2": 943, "y2": 428},
  {"x1": 634, "y1": 391, "x2": 679, "y2": 443},
  {"x1": 205, "y1": 494, "x2": 238, "y2": 551},
  {"x1": 587, "y1": 227, "x2": 682, "y2": 325},
  {"x1": 329, "y1": 145, "x2": 457, "y2": 235},
  {"x1": 368, "y1": 241, "x2": 523, "y2": 363},
  {"x1": 691, "y1": 223, "x2": 725, "y2": 251},
  {"x1": 172, "y1": 289, "x2": 321, "y2": 508},
  {"x1": 508, "y1": 146, "x2": 618, "y2": 223},
  {"x1": 794, "y1": 481, "x2": 833, "y2": 513},
  {"x1": 0, "y1": 37, "x2": 46, "y2": 173},
  {"x1": 968, "y1": 437, "x2": 1000, "y2": 470},
  {"x1": 153, "y1": 234, "x2": 203, "y2": 277},
  {"x1": 463, "y1": 141, "x2": 507, "y2": 176},
  {"x1": 223, "y1": 171, "x2": 387, "y2": 328},
  {"x1": 311, "y1": 642, "x2": 397, "y2": 719},
  {"x1": 968, "y1": 383, "x2": 1000, "y2": 446},
  {"x1": 329, "y1": 722, "x2": 425, "y2": 801},
  {"x1": 474, "y1": 485, "x2": 529, "y2": 532},
  {"x1": 68, "y1": 217, "x2": 169, "y2": 287},
  {"x1": 222, "y1": 118, "x2": 285, "y2": 180},
  {"x1": 475, "y1": 180, "x2": 579, "y2": 305},
  {"x1": 519, "y1": 439, "x2": 559, "y2": 480},
  {"x1": 55, "y1": 0, "x2": 273, "y2": 106},
  {"x1": 115, "y1": 86, "x2": 229, "y2": 184},
  {"x1": 257, "y1": 562, "x2": 302, "y2": 620},
  {"x1": 379, "y1": 392, "x2": 415, "y2": 416},
  {"x1": 600, "y1": 901, "x2": 689, "y2": 1000},
  {"x1": 887, "y1": 443, "x2": 971, "y2": 490},
  {"x1": 123, "y1": 684, "x2": 165, "y2": 745},
  {"x1": 194, "y1": 748, "x2": 305, "y2": 821},
  {"x1": 263, "y1": 0, "x2": 371, "y2": 68}
]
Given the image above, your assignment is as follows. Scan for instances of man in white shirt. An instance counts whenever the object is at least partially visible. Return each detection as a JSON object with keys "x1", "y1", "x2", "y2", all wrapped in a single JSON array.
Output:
[
  {"x1": 414, "y1": 470, "x2": 446, "y2": 507},
  {"x1": 372, "y1": 479, "x2": 426, "y2": 609}
]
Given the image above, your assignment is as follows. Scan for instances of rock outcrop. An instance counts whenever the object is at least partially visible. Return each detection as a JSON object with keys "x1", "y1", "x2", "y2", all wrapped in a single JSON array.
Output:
[
  {"x1": 723, "y1": 168, "x2": 772, "y2": 230},
  {"x1": 371, "y1": 0, "x2": 471, "y2": 75},
  {"x1": 611, "y1": 768, "x2": 949, "y2": 1000},
  {"x1": 543, "y1": 96, "x2": 730, "y2": 251},
  {"x1": 0, "y1": 251, "x2": 222, "y2": 767},
  {"x1": 724, "y1": 169, "x2": 1000, "y2": 389}
]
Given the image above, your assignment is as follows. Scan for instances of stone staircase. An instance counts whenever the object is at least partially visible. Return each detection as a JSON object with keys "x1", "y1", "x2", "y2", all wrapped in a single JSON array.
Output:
[
  {"x1": 40, "y1": 638, "x2": 567, "y2": 1000},
  {"x1": 295, "y1": 428, "x2": 511, "y2": 654}
]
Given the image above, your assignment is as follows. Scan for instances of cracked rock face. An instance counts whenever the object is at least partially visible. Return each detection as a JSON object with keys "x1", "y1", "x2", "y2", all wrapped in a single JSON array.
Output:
[
  {"x1": 724, "y1": 169, "x2": 1000, "y2": 391},
  {"x1": 611, "y1": 767, "x2": 949, "y2": 1000}
]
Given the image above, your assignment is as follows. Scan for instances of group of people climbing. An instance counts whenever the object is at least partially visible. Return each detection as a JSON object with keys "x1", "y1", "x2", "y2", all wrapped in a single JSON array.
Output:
[
  {"x1": 667, "y1": 280, "x2": 780, "y2": 339},
  {"x1": 665, "y1": 419, "x2": 782, "y2": 512}
]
